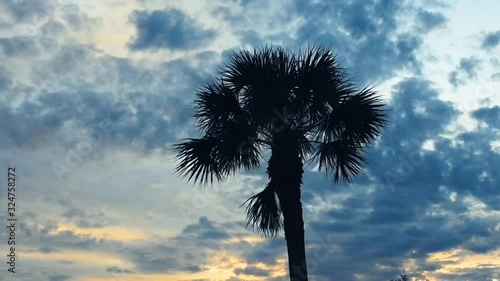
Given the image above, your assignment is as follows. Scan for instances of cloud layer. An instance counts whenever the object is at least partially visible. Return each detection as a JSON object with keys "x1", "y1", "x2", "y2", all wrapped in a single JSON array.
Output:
[{"x1": 0, "y1": 0, "x2": 499, "y2": 280}]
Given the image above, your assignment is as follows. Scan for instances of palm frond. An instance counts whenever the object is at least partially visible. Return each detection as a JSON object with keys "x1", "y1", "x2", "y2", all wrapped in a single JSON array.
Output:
[
  {"x1": 173, "y1": 124, "x2": 262, "y2": 186},
  {"x1": 173, "y1": 137, "x2": 223, "y2": 185},
  {"x1": 312, "y1": 136, "x2": 366, "y2": 183},
  {"x1": 215, "y1": 119, "x2": 262, "y2": 174},
  {"x1": 292, "y1": 45, "x2": 352, "y2": 123},
  {"x1": 336, "y1": 86, "x2": 387, "y2": 144},
  {"x1": 313, "y1": 86, "x2": 387, "y2": 144},
  {"x1": 194, "y1": 77, "x2": 243, "y2": 133},
  {"x1": 221, "y1": 45, "x2": 296, "y2": 127},
  {"x1": 241, "y1": 183, "x2": 282, "y2": 237}
]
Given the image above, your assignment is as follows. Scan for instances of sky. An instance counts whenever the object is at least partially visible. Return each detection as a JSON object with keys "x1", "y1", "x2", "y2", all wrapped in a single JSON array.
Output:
[{"x1": 0, "y1": 0, "x2": 499, "y2": 280}]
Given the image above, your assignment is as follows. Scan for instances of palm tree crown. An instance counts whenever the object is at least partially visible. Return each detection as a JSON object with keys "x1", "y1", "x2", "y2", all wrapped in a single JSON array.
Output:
[
  {"x1": 173, "y1": 45, "x2": 387, "y2": 280},
  {"x1": 174, "y1": 45, "x2": 386, "y2": 234}
]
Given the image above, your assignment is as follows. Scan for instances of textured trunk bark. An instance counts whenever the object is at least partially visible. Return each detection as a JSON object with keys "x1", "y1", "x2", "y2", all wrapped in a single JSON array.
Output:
[
  {"x1": 267, "y1": 128, "x2": 308, "y2": 281},
  {"x1": 279, "y1": 182, "x2": 308, "y2": 281}
]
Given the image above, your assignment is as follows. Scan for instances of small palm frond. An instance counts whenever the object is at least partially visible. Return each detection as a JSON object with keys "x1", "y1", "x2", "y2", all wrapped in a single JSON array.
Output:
[
  {"x1": 173, "y1": 127, "x2": 262, "y2": 186},
  {"x1": 194, "y1": 77, "x2": 243, "y2": 133},
  {"x1": 325, "y1": 86, "x2": 387, "y2": 145},
  {"x1": 241, "y1": 183, "x2": 282, "y2": 237},
  {"x1": 312, "y1": 136, "x2": 366, "y2": 183},
  {"x1": 213, "y1": 118, "x2": 262, "y2": 173},
  {"x1": 222, "y1": 46, "x2": 296, "y2": 127},
  {"x1": 173, "y1": 137, "x2": 223, "y2": 185},
  {"x1": 293, "y1": 45, "x2": 351, "y2": 122},
  {"x1": 297, "y1": 130, "x2": 314, "y2": 159}
]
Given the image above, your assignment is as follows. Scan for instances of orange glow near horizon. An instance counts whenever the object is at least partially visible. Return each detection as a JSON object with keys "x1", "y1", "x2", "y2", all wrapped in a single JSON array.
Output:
[
  {"x1": 428, "y1": 248, "x2": 500, "y2": 273},
  {"x1": 27, "y1": 222, "x2": 287, "y2": 281},
  {"x1": 223, "y1": 236, "x2": 267, "y2": 244},
  {"x1": 23, "y1": 222, "x2": 500, "y2": 281},
  {"x1": 20, "y1": 245, "x2": 500, "y2": 281},
  {"x1": 76, "y1": 252, "x2": 288, "y2": 281}
]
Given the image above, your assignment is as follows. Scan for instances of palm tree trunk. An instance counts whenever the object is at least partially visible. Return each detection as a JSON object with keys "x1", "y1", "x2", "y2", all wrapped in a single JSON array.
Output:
[
  {"x1": 278, "y1": 183, "x2": 308, "y2": 281},
  {"x1": 268, "y1": 129, "x2": 308, "y2": 281}
]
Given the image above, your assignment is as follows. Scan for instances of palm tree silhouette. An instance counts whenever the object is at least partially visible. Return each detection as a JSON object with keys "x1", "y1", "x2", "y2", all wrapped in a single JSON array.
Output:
[
  {"x1": 391, "y1": 275, "x2": 409, "y2": 281},
  {"x1": 173, "y1": 45, "x2": 387, "y2": 281}
]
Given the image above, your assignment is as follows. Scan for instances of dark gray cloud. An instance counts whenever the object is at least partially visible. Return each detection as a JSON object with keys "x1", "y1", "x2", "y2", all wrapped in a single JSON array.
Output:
[
  {"x1": 458, "y1": 58, "x2": 481, "y2": 77},
  {"x1": 128, "y1": 8, "x2": 217, "y2": 51},
  {"x1": 0, "y1": 36, "x2": 39, "y2": 57},
  {"x1": 293, "y1": 0, "x2": 423, "y2": 84},
  {"x1": 38, "y1": 245, "x2": 59, "y2": 253},
  {"x1": 359, "y1": 78, "x2": 499, "y2": 210},
  {"x1": 180, "y1": 217, "x2": 231, "y2": 241},
  {"x1": 212, "y1": 0, "x2": 430, "y2": 84},
  {"x1": 11, "y1": 216, "x2": 120, "y2": 258},
  {"x1": 0, "y1": 0, "x2": 54, "y2": 22},
  {"x1": 472, "y1": 106, "x2": 500, "y2": 129},
  {"x1": 1, "y1": 89, "x2": 193, "y2": 154},
  {"x1": 448, "y1": 57, "x2": 481, "y2": 86},
  {"x1": 234, "y1": 265, "x2": 270, "y2": 277},
  {"x1": 106, "y1": 266, "x2": 134, "y2": 274},
  {"x1": 182, "y1": 265, "x2": 203, "y2": 273},
  {"x1": 366, "y1": 78, "x2": 458, "y2": 179},
  {"x1": 416, "y1": 9, "x2": 447, "y2": 31},
  {"x1": 0, "y1": 66, "x2": 12, "y2": 92},
  {"x1": 41, "y1": 20, "x2": 65, "y2": 36},
  {"x1": 120, "y1": 217, "x2": 240, "y2": 274},
  {"x1": 1, "y1": 43, "x2": 220, "y2": 160},
  {"x1": 239, "y1": 237, "x2": 286, "y2": 266},
  {"x1": 61, "y1": 4, "x2": 100, "y2": 31},
  {"x1": 61, "y1": 208, "x2": 111, "y2": 228},
  {"x1": 48, "y1": 274, "x2": 72, "y2": 281},
  {"x1": 481, "y1": 30, "x2": 500, "y2": 49},
  {"x1": 491, "y1": 72, "x2": 500, "y2": 81},
  {"x1": 125, "y1": 249, "x2": 178, "y2": 273}
]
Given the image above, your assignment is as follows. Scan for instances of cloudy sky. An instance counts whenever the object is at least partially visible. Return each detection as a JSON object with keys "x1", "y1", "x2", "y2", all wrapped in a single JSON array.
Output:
[{"x1": 0, "y1": 0, "x2": 499, "y2": 280}]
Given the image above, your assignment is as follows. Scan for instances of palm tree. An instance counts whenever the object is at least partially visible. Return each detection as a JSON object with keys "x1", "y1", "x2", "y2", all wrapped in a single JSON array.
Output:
[{"x1": 173, "y1": 45, "x2": 387, "y2": 281}]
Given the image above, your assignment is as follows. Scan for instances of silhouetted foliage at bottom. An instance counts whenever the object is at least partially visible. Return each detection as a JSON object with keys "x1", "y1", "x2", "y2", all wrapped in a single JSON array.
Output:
[
  {"x1": 390, "y1": 274, "x2": 430, "y2": 281},
  {"x1": 390, "y1": 275, "x2": 409, "y2": 281}
]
